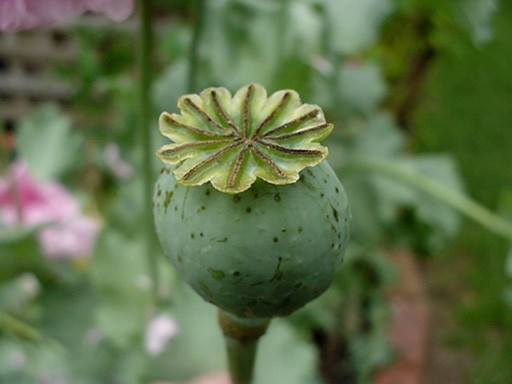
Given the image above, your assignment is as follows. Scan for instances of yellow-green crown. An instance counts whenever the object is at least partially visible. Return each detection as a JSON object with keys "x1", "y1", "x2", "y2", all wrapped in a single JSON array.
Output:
[{"x1": 156, "y1": 83, "x2": 333, "y2": 194}]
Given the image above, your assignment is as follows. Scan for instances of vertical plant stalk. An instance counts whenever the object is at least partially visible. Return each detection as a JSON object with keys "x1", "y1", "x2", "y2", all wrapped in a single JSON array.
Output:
[
  {"x1": 187, "y1": 0, "x2": 206, "y2": 93},
  {"x1": 137, "y1": 0, "x2": 159, "y2": 301},
  {"x1": 218, "y1": 311, "x2": 271, "y2": 384},
  {"x1": 1, "y1": 129, "x2": 23, "y2": 222},
  {"x1": 1, "y1": 127, "x2": 9, "y2": 173}
]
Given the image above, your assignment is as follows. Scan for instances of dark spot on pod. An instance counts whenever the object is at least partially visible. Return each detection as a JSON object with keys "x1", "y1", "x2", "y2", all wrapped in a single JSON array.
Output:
[
  {"x1": 207, "y1": 267, "x2": 226, "y2": 281},
  {"x1": 177, "y1": 256, "x2": 183, "y2": 263},
  {"x1": 269, "y1": 257, "x2": 283, "y2": 281},
  {"x1": 174, "y1": 205, "x2": 179, "y2": 211},
  {"x1": 205, "y1": 189, "x2": 211, "y2": 196},
  {"x1": 217, "y1": 237, "x2": 228, "y2": 243},
  {"x1": 191, "y1": 233, "x2": 195, "y2": 239},
  {"x1": 160, "y1": 168, "x2": 165, "y2": 174},
  {"x1": 299, "y1": 175, "x2": 315, "y2": 191},
  {"x1": 294, "y1": 282, "x2": 303, "y2": 288},
  {"x1": 246, "y1": 207, "x2": 252, "y2": 213},
  {"x1": 233, "y1": 194, "x2": 241, "y2": 203},
  {"x1": 281, "y1": 228, "x2": 287, "y2": 233},
  {"x1": 156, "y1": 189, "x2": 162, "y2": 196},
  {"x1": 200, "y1": 232, "x2": 204, "y2": 237},
  {"x1": 306, "y1": 169, "x2": 314, "y2": 177},
  {"x1": 320, "y1": 192, "x2": 324, "y2": 198},
  {"x1": 274, "y1": 193, "x2": 281, "y2": 202},
  {"x1": 163, "y1": 191, "x2": 174, "y2": 210},
  {"x1": 331, "y1": 206, "x2": 339, "y2": 222},
  {"x1": 233, "y1": 271, "x2": 241, "y2": 277},
  {"x1": 273, "y1": 237, "x2": 279, "y2": 243},
  {"x1": 298, "y1": 226, "x2": 304, "y2": 233},
  {"x1": 197, "y1": 205, "x2": 206, "y2": 213},
  {"x1": 335, "y1": 186, "x2": 340, "y2": 194},
  {"x1": 253, "y1": 191, "x2": 260, "y2": 199}
]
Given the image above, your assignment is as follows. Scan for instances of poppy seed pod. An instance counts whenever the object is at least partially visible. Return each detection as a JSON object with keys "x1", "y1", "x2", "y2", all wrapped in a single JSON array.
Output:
[{"x1": 153, "y1": 84, "x2": 350, "y2": 318}]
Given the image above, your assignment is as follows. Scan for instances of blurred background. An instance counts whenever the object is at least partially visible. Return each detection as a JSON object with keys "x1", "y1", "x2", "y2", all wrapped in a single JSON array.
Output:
[{"x1": 1, "y1": 1, "x2": 511, "y2": 383}]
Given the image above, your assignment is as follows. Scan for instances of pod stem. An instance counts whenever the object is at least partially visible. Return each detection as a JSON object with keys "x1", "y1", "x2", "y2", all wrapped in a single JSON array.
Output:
[
  {"x1": 218, "y1": 310, "x2": 271, "y2": 384},
  {"x1": 137, "y1": 0, "x2": 160, "y2": 303}
]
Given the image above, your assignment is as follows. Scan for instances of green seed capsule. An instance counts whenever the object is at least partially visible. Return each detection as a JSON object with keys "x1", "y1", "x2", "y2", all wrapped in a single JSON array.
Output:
[
  {"x1": 154, "y1": 161, "x2": 350, "y2": 318},
  {"x1": 153, "y1": 83, "x2": 351, "y2": 318}
]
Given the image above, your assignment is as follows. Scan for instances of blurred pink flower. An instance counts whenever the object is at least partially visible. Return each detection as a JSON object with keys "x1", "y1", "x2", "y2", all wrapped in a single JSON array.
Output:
[
  {"x1": 144, "y1": 313, "x2": 179, "y2": 356},
  {"x1": 0, "y1": 0, "x2": 134, "y2": 31},
  {"x1": 0, "y1": 161, "x2": 100, "y2": 259},
  {"x1": 38, "y1": 216, "x2": 99, "y2": 258},
  {"x1": 103, "y1": 143, "x2": 134, "y2": 180}
]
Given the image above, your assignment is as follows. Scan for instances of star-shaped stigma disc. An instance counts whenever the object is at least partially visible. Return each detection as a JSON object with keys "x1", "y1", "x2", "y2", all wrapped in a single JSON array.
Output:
[{"x1": 156, "y1": 83, "x2": 333, "y2": 194}]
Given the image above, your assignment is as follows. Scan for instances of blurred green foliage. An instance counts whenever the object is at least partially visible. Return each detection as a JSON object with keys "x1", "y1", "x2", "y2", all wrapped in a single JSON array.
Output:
[
  {"x1": 1, "y1": 0, "x2": 511, "y2": 383},
  {"x1": 411, "y1": 1, "x2": 512, "y2": 382}
]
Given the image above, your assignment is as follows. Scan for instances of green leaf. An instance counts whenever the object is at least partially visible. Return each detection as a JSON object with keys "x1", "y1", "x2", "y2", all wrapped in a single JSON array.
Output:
[
  {"x1": 255, "y1": 319, "x2": 322, "y2": 384},
  {"x1": 505, "y1": 244, "x2": 512, "y2": 308},
  {"x1": 347, "y1": 113, "x2": 405, "y2": 158},
  {"x1": 324, "y1": 0, "x2": 394, "y2": 54},
  {"x1": 16, "y1": 105, "x2": 83, "y2": 180},
  {"x1": 283, "y1": 1, "x2": 323, "y2": 59},
  {"x1": 360, "y1": 155, "x2": 463, "y2": 250},
  {"x1": 332, "y1": 114, "x2": 405, "y2": 244},
  {"x1": 198, "y1": 0, "x2": 279, "y2": 88},
  {"x1": 38, "y1": 283, "x2": 114, "y2": 384},
  {"x1": 89, "y1": 232, "x2": 151, "y2": 347},
  {"x1": 339, "y1": 62, "x2": 388, "y2": 115},
  {"x1": 506, "y1": 246, "x2": 512, "y2": 279},
  {"x1": 0, "y1": 226, "x2": 40, "y2": 245},
  {"x1": 147, "y1": 282, "x2": 225, "y2": 381},
  {"x1": 459, "y1": 0, "x2": 499, "y2": 44},
  {"x1": 413, "y1": 1, "x2": 512, "y2": 207},
  {"x1": 154, "y1": 59, "x2": 189, "y2": 116},
  {"x1": 337, "y1": 113, "x2": 464, "y2": 249},
  {"x1": 0, "y1": 338, "x2": 70, "y2": 383},
  {"x1": 196, "y1": 0, "x2": 321, "y2": 91},
  {"x1": 350, "y1": 293, "x2": 393, "y2": 382}
]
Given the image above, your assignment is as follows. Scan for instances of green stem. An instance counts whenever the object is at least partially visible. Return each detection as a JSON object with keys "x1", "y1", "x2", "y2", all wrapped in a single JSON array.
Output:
[
  {"x1": 187, "y1": 0, "x2": 206, "y2": 93},
  {"x1": 0, "y1": 311, "x2": 62, "y2": 350},
  {"x1": 1, "y1": 126, "x2": 9, "y2": 173},
  {"x1": 218, "y1": 311, "x2": 270, "y2": 384},
  {"x1": 343, "y1": 157, "x2": 512, "y2": 242},
  {"x1": 137, "y1": 0, "x2": 159, "y2": 301},
  {"x1": 0, "y1": 311, "x2": 41, "y2": 341}
]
